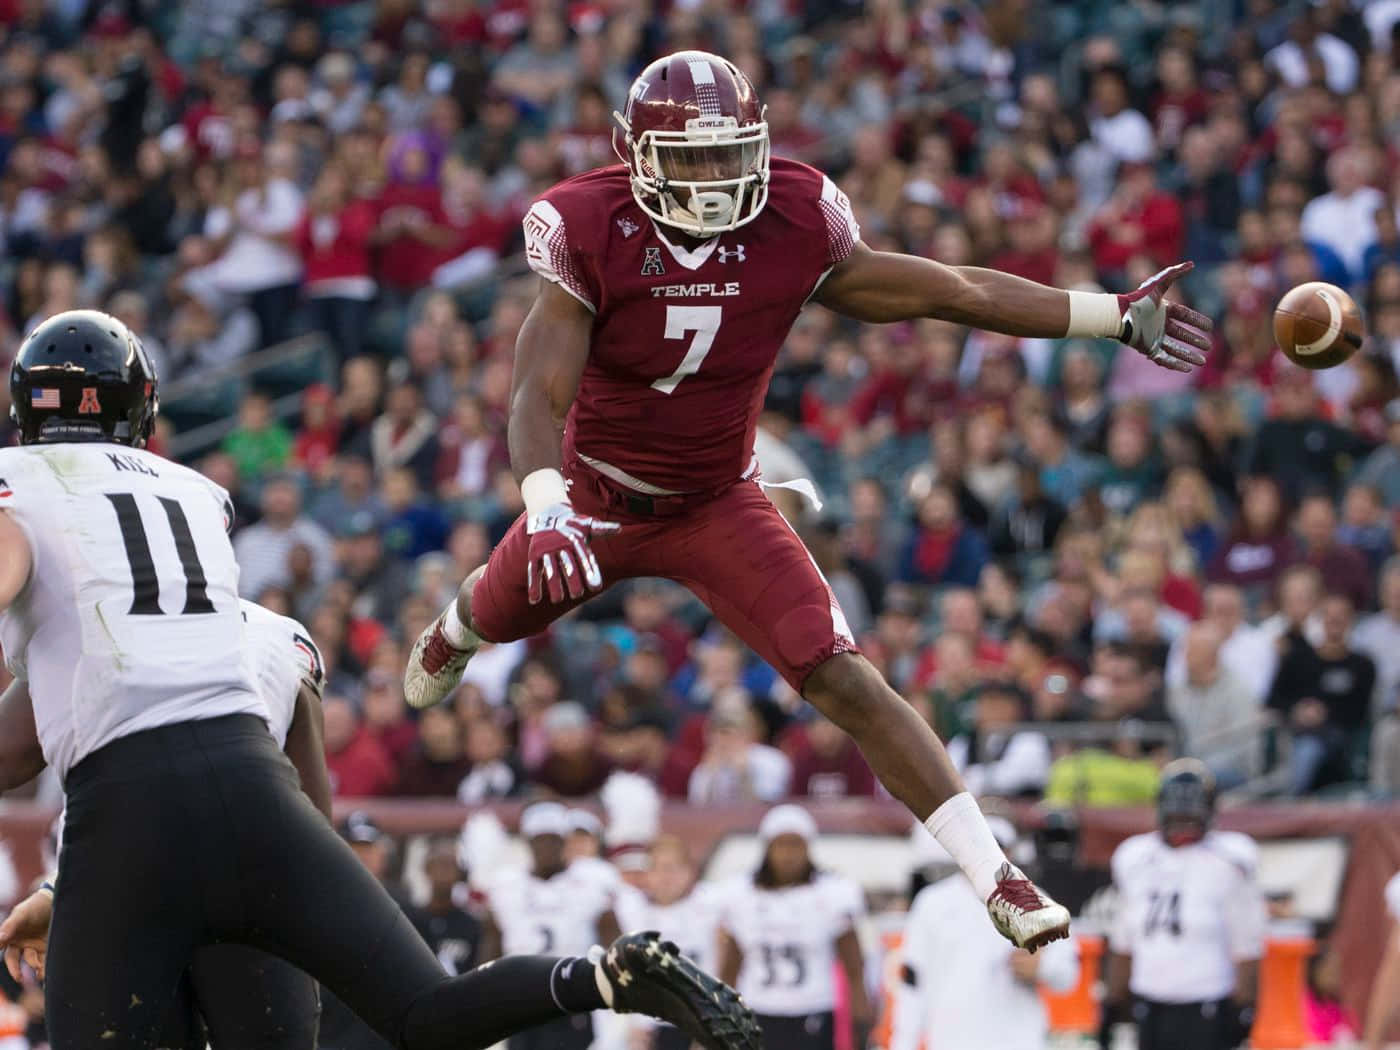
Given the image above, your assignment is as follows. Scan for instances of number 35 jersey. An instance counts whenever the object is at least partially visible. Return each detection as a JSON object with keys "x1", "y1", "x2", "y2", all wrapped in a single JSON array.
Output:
[
  {"x1": 524, "y1": 158, "x2": 860, "y2": 495},
  {"x1": 1109, "y1": 830, "x2": 1267, "y2": 1003},
  {"x1": 0, "y1": 443, "x2": 265, "y2": 780},
  {"x1": 715, "y1": 871, "x2": 865, "y2": 1017}
]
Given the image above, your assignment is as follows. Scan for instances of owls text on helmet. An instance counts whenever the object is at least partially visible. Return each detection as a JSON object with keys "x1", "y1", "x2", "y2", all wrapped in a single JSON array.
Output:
[{"x1": 613, "y1": 50, "x2": 770, "y2": 237}]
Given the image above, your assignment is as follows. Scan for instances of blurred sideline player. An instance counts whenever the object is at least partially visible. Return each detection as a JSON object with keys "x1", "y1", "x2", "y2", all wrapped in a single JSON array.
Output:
[
  {"x1": 891, "y1": 818, "x2": 1078, "y2": 1050},
  {"x1": 478, "y1": 802, "x2": 624, "y2": 1050},
  {"x1": 616, "y1": 835, "x2": 727, "y2": 1050},
  {"x1": 1104, "y1": 760, "x2": 1265, "y2": 1050},
  {"x1": 0, "y1": 311, "x2": 760, "y2": 1050},
  {"x1": 0, "y1": 597, "x2": 330, "y2": 1050},
  {"x1": 1364, "y1": 869, "x2": 1400, "y2": 1050},
  {"x1": 407, "y1": 48, "x2": 1214, "y2": 951},
  {"x1": 716, "y1": 805, "x2": 871, "y2": 1050}
]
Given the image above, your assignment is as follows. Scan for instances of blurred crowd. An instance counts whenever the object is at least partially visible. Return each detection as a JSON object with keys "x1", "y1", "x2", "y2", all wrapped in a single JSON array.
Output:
[{"x1": 6, "y1": 0, "x2": 1400, "y2": 807}]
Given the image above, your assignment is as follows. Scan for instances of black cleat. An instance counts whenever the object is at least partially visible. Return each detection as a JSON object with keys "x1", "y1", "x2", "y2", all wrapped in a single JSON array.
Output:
[{"x1": 600, "y1": 932, "x2": 761, "y2": 1050}]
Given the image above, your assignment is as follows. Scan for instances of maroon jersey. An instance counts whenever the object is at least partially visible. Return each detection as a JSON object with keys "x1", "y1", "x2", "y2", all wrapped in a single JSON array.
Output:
[{"x1": 522, "y1": 157, "x2": 860, "y2": 494}]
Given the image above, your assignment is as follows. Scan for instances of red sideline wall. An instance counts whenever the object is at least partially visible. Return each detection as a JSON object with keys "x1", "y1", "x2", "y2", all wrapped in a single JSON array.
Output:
[{"x1": 4, "y1": 800, "x2": 1398, "y2": 1023}]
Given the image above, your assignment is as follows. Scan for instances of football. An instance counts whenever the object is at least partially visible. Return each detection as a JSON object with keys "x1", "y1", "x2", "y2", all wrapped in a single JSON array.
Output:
[{"x1": 1273, "y1": 281, "x2": 1365, "y2": 370}]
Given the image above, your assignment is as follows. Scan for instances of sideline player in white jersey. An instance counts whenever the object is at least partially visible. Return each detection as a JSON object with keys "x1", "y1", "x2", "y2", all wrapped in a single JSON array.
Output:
[
  {"x1": 479, "y1": 802, "x2": 625, "y2": 1050},
  {"x1": 716, "y1": 806, "x2": 871, "y2": 1050},
  {"x1": 616, "y1": 836, "x2": 728, "y2": 1050},
  {"x1": 1364, "y1": 869, "x2": 1400, "y2": 1050},
  {"x1": 0, "y1": 597, "x2": 330, "y2": 1049},
  {"x1": 1105, "y1": 760, "x2": 1265, "y2": 1050},
  {"x1": 0, "y1": 310, "x2": 760, "y2": 1050},
  {"x1": 892, "y1": 818, "x2": 1079, "y2": 1050}
]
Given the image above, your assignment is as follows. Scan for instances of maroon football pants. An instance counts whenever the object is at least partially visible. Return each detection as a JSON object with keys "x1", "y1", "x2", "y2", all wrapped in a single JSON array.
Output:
[{"x1": 472, "y1": 465, "x2": 858, "y2": 690}]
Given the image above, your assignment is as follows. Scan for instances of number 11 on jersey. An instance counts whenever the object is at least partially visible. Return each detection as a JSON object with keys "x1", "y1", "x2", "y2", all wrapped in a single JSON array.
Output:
[{"x1": 652, "y1": 305, "x2": 722, "y2": 395}]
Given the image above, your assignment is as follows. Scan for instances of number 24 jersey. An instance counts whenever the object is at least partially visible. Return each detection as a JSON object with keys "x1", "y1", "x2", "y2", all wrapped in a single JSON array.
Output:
[
  {"x1": 0, "y1": 443, "x2": 265, "y2": 779},
  {"x1": 715, "y1": 872, "x2": 865, "y2": 1017},
  {"x1": 1109, "y1": 830, "x2": 1267, "y2": 1004}
]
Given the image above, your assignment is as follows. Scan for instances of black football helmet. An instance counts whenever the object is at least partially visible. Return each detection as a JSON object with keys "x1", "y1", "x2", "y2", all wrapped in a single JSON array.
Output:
[
  {"x1": 10, "y1": 310, "x2": 158, "y2": 447},
  {"x1": 1157, "y1": 758, "x2": 1216, "y2": 847}
]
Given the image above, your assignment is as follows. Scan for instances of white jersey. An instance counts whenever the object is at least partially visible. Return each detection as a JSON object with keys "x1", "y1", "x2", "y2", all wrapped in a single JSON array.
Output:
[
  {"x1": 892, "y1": 877, "x2": 1078, "y2": 1050},
  {"x1": 616, "y1": 881, "x2": 726, "y2": 976},
  {"x1": 1110, "y1": 830, "x2": 1266, "y2": 1003},
  {"x1": 0, "y1": 444, "x2": 264, "y2": 779},
  {"x1": 716, "y1": 872, "x2": 864, "y2": 1017},
  {"x1": 240, "y1": 599, "x2": 323, "y2": 747},
  {"x1": 485, "y1": 863, "x2": 616, "y2": 957}
]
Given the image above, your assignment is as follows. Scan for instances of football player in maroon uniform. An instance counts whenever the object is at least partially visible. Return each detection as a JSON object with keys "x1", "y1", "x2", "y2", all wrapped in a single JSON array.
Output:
[{"x1": 407, "y1": 50, "x2": 1211, "y2": 951}]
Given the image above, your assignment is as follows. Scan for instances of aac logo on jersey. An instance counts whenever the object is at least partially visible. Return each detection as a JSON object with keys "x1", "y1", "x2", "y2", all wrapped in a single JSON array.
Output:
[
  {"x1": 0, "y1": 478, "x2": 10, "y2": 499},
  {"x1": 641, "y1": 247, "x2": 666, "y2": 276},
  {"x1": 78, "y1": 387, "x2": 101, "y2": 414}
]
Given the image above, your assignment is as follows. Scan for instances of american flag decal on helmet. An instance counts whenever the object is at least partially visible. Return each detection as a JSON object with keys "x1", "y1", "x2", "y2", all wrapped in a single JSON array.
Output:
[
  {"x1": 31, "y1": 388, "x2": 60, "y2": 408},
  {"x1": 687, "y1": 59, "x2": 722, "y2": 116}
]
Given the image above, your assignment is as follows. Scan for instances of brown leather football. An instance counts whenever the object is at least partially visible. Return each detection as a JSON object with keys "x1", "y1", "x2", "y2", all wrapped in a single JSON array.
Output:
[{"x1": 1273, "y1": 281, "x2": 1365, "y2": 370}]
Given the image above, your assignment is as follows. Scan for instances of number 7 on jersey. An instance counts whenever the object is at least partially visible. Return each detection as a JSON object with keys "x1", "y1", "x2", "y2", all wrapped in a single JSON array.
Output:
[{"x1": 652, "y1": 306, "x2": 722, "y2": 395}]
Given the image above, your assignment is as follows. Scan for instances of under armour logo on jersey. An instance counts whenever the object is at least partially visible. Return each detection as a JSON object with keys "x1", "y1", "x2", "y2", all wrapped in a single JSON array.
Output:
[
  {"x1": 78, "y1": 387, "x2": 101, "y2": 414},
  {"x1": 718, "y1": 245, "x2": 746, "y2": 263},
  {"x1": 617, "y1": 216, "x2": 639, "y2": 238},
  {"x1": 641, "y1": 246, "x2": 666, "y2": 276}
]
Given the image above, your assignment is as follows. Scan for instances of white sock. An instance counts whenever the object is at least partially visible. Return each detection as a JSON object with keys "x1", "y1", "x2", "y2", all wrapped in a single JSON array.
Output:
[
  {"x1": 441, "y1": 600, "x2": 481, "y2": 650},
  {"x1": 924, "y1": 792, "x2": 1010, "y2": 900}
]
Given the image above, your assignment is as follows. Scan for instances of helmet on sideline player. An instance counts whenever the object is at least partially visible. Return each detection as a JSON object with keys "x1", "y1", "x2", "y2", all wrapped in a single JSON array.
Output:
[
  {"x1": 10, "y1": 309, "x2": 158, "y2": 447},
  {"x1": 613, "y1": 49, "x2": 770, "y2": 237},
  {"x1": 1157, "y1": 758, "x2": 1216, "y2": 847}
]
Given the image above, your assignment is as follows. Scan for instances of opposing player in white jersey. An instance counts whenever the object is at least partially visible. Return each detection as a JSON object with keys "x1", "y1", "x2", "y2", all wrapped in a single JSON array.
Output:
[
  {"x1": 616, "y1": 836, "x2": 728, "y2": 1050},
  {"x1": 1364, "y1": 870, "x2": 1400, "y2": 1050},
  {"x1": 716, "y1": 806, "x2": 871, "y2": 1050},
  {"x1": 892, "y1": 818, "x2": 1078, "y2": 1050},
  {"x1": 1105, "y1": 760, "x2": 1265, "y2": 1050},
  {"x1": 480, "y1": 802, "x2": 625, "y2": 1050},
  {"x1": 0, "y1": 597, "x2": 330, "y2": 1048},
  {"x1": 0, "y1": 311, "x2": 760, "y2": 1050}
]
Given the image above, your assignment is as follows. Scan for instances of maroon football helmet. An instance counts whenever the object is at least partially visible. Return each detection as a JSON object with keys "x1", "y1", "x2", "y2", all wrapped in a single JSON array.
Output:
[{"x1": 614, "y1": 50, "x2": 770, "y2": 237}]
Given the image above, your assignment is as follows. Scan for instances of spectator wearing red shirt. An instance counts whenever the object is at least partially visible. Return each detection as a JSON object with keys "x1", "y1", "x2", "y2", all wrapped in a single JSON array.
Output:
[
  {"x1": 849, "y1": 328, "x2": 958, "y2": 437},
  {"x1": 989, "y1": 203, "x2": 1060, "y2": 286},
  {"x1": 372, "y1": 133, "x2": 454, "y2": 296},
  {"x1": 782, "y1": 716, "x2": 878, "y2": 798},
  {"x1": 293, "y1": 384, "x2": 341, "y2": 478},
  {"x1": 324, "y1": 696, "x2": 397, "y2": 797},
  {"x1": 1150, "y1": 46, "x2": 1210, "y2": 155},
  {"x1": 1295, "y1": 492, "x2": 1375, "y2": 612},
  {"x1": 362, "y1": 669, "x2": 418, "y2": 768},
  {"x1": 428, "y1": 158, "x2": 509, "y2": 289},
  {"x1": 298, "y1": 164, "x2": 377, "y2": 359},
  {"x1": 553, "y1": 83, "x2": 615, "y2": 176},
  {"x1": 530, "y1": 702, "x2": 615, "y2": 798},
  {"x1": 913, "y1": 586, "x2": 1006, "y2": 689},
  {"x1": 1087, "y1": 162, "x2": 1185, "y2": 277},
  {"x1": 396, "y1": 706, "x2": 473, "y2": 797},
  {"x1": 435, "y1": 393, "x2": 509, "y2": 502}
]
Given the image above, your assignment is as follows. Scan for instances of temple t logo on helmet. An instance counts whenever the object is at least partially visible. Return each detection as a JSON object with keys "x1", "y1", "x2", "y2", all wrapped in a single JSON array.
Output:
[
  {"x1": 613, "y1": 50, "x2": 771, "y2": 238},
  {"x1": 9, "y1": 309, "x2": 159, "y2": 448}
]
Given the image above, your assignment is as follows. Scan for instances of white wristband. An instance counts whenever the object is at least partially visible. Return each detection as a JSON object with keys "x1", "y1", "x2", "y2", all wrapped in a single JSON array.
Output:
[
  {"x1": 1065, "y1": 290, "x2": 1124, "y2": 339},
  {"x1": 521, "y1": 468, "x2": 569, "y2": 515}
]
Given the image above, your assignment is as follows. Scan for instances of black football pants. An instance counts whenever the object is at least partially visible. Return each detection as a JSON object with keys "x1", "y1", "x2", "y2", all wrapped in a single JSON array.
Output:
[
  {"x1": 1134, "y1": 998, "x2": 1239, "y2": 1050},
  {"x1": 47, "y1": 715, "x2": 584, "y2": 1050}
]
